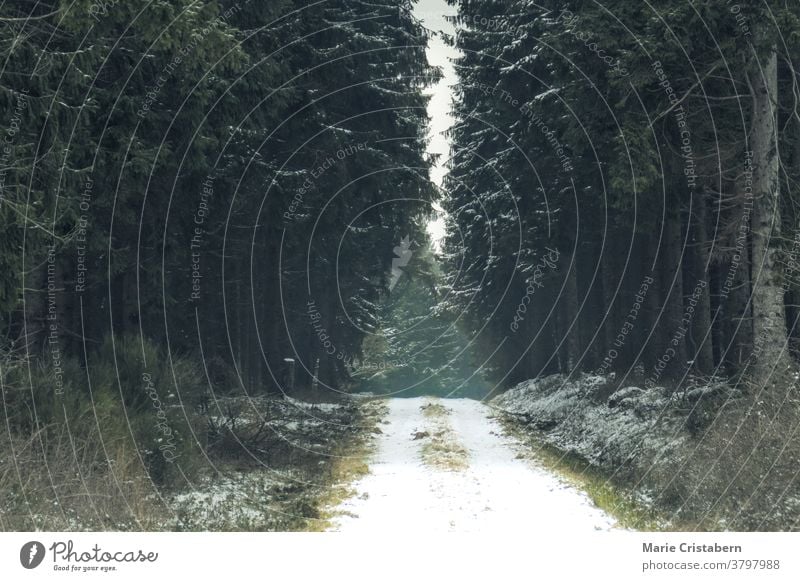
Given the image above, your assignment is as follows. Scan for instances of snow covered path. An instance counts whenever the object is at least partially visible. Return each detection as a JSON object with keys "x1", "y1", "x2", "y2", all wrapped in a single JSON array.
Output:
[{"x1": 330, "y1": 397, "x2": 617, "y2": 532}]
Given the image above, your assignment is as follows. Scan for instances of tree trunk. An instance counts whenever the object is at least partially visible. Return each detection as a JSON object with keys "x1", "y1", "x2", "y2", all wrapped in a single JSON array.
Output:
[
  {"x1": 19, "y1": 254, "x2": 48, "y2": 359},
  {"x1": 562, "y1": 255, "x2": 580, "y2": 373},
  {"x1": 660, "y1": 199, "x2": 688, "y2": 380},
  {"x1": 600, "y1": 231, "x2": 619, "y2": 361},
  {"x1": 785, "y1": 114, "x2": 800, "y2": 345},
  {"x1": 642, "y1": 235, "x2": 664, "y2": 374},
  {"x1": 691, "y1": 195, "x2": 714, "y2": 374},
  {"x1": 575, "y1": 248, "x2": 598, "y2": 370},
  {"x1": 111, "y1": 271, "x2": 129, "y2": 337},
  {"x1": 748, "y1": 50, "x2": 792, "y2": 386}
]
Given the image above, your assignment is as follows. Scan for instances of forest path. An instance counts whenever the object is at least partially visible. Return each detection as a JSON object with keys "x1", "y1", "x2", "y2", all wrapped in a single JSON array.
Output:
[{"x1": 330, "y1": 397, "x2": 617, "y2": 532}]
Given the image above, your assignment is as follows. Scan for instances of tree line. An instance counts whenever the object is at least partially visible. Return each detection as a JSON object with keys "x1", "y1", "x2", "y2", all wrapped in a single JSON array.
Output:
[
  {"x1": 443, "y1": 0, "x2": 800, "y2": 393},
  {"x1": 0, "y1": 0, "x2": 437, "y2": 407}
]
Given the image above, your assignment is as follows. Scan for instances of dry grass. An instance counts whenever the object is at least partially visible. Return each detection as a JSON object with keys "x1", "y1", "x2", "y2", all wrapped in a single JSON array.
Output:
[
  {"x1": 0, "y1": 341, "x2": 386, "y2": 532},
  {"x1": 308, "y1": 398, "x2": 387, "y2": 531},
  {"x1": 418, "y1": 399, "x2": 469, "y2": 471},
  {"x1": 421, "y1": 401, "x2": 451, "y2": 419},
  {"x1": 0, "y1": 338, "x2": 206, "y2": 531},
  {"x1": 662, "y1": 383, "x2": 800, "y2": 531},
  {"x1": 0, "y1": 422, "x2": 164, "y2": 531},
  {"x1": 494, "y1": 382, "x2": 800, "y2": 532},
  {"x1": 495, "y1": 413, "x2": 670, "y2": 531}
]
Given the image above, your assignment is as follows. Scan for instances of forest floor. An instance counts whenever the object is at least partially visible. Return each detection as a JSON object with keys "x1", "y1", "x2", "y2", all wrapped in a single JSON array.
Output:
[
  {"x1": 0, "y1": 390, "x2": 386, "y2": 531},
  {"x1": 167, "y1": 394, "x2": 384, "y2": 532},
  {"x1": 329, "y1": 397, "x2": 617, "y2": 532}
]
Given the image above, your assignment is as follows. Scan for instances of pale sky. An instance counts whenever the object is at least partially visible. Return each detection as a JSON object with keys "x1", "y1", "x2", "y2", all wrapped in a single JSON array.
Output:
[{"x1": 413, "y1": 0, "x2": 459, "y2": 249}]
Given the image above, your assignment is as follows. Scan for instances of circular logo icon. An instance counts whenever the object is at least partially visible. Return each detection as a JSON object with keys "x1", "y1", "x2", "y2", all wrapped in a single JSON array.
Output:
[{"x1": 20, "y1": 541, "x2": 45, "y2": 569}]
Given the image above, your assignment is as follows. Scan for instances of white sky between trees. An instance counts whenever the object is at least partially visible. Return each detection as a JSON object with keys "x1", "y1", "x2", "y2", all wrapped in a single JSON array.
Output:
[{"x1": 413, "y1": 0, "x2": 459, "y2": 251}]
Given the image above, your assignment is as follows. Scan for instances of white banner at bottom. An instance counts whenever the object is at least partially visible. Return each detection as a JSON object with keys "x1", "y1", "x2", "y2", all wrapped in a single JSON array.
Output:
[{"x1": 1, "y1": 532, "x2": 798, "y2": 580}]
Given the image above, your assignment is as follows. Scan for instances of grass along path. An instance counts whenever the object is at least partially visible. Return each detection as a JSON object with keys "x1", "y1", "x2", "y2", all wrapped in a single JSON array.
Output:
[{"x1": 418, "y1": 400, "x2": 469, "y2": 471}]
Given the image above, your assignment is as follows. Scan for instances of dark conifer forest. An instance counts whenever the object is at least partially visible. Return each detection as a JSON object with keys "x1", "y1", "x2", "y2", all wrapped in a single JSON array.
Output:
[
  {"x1": 444, "y1": 1, "x2": 800, "y2": 391},
  {"x1": 2, "y1": 0, "x2": 800, "y2": 533}
]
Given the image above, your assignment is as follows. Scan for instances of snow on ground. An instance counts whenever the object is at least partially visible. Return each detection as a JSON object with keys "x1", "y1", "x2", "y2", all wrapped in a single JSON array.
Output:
[
  {"x1": 283, "y1": 395, "x2": 345, "y2": 413},
  {"x1": 168, "y1": 394, "x2": 366, "y2": 531},
  {"x1": 171, "y1": 470, "x2": 295, "y2": 530},
  {"x1": 331, "y1": 397, "x2": 617, "y2": 532},
  {"x1": 489, "y1": 374, "x2": 695, "y2": 470}
]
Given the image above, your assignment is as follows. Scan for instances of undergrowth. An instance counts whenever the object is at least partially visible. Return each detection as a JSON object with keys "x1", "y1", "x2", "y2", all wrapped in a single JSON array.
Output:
[{"x1": 0, "y1": 336, "x2": 377, "y2": 531}]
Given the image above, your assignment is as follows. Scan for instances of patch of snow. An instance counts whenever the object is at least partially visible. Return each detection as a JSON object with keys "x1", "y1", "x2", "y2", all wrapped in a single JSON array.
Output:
[
  {"x1": 490, "y1": 374, "x2": 690, "y2": 480},
  {"x1": 283, "y1": 395, "x2": 344, "y2": 412},
  {"x1": 171, "y1": 471, "x2": 295, "y2": 530}
]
